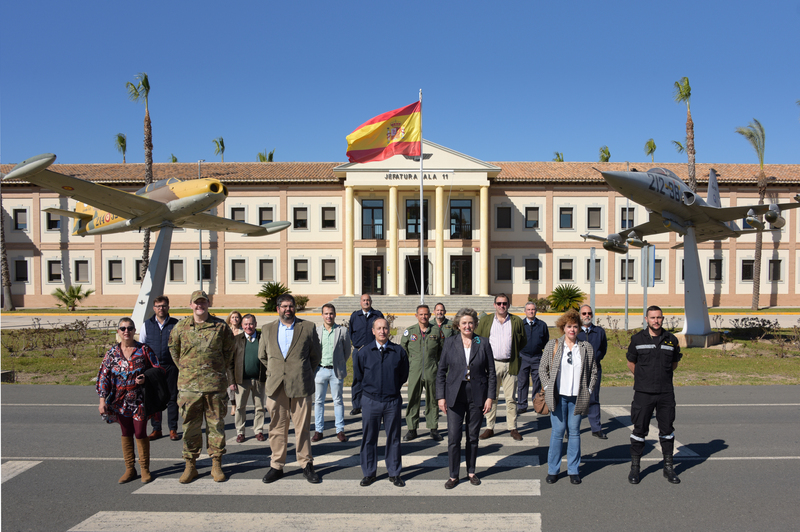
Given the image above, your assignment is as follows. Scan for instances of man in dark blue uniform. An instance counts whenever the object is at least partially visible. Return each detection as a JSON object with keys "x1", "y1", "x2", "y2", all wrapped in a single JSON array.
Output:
[
  {"x1": 577, "y1": 305, "x2": 608, "y2": 439},
  {"x1": 626, "y1": 305, "x2": 682, "y2": 484},
  {"x1": 140, "y1": 296, "x2": 180, "y2": 441},
  {"x1": 348, "y1": 293, "x2": 384, "y2": 416},
  {"x1": 354, "y1": 318, "x2": 409, "y2": 488},
  {"x1": 516, "y1": 301, "x2": 549, "y2": 415}
]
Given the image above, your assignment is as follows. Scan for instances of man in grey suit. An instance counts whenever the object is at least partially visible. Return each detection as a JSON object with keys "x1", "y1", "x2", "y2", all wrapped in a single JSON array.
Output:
[
  {"x1": 312, "y1": 303, "x2": 351, "y2": 442},
  {"x1": 259, "y1": 294, "x2": 322, "y2": 484}
]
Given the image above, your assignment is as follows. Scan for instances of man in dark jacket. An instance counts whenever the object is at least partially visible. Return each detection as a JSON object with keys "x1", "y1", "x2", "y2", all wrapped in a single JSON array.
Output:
[
  {"x1": 140, "y1": 296, "x2": 180, "y2": 441},
  {"x1": 577, "y1": 305, "x2": 608, "y2": 439},
  {"x1": 517, "y1": 301, "x2": 549, "y2": 415},
  {"x1": 348, "y1": 293, "x2": 384, "y2": 416}
]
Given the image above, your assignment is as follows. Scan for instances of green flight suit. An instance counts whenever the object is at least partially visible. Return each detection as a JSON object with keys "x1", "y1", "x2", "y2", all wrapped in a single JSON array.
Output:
[{"x1": 401, "y1": 323, "x2": 443, "y2": 431}]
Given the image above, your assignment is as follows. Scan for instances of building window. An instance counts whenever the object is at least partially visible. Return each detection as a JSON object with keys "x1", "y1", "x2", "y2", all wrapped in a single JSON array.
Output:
[
  {"x1": 13, "y1": 209, "x2": 27, "y2": 231},
  {"x1": 741, "y1": 259, "x2": 754, "y2": 281},
  {"x1": 586, "y1": 258, "x2": 601, "y2": 282},
  {"x1": 108, "y1": 260, "x2": 123, "y2": 283},
  {"x1": 768, "y1": 259, "x2": 781, "y2": 282},
  {"x1": 587, "y1": 207, "x2": 602, "y2": 230},
  {"x1": 362, "y1": 200, "x2": 384, "y2": 239},
  {"x1": 450, "y1": 199, "x2": 472, "y2": 239},
  {"x1": 559, "y1": 259, "x2": 574, "y2": 281},
  {"x1": 497, "y1": 258, "x2": 512, "y2": 281},
  {"x1": 621, "y1": 207, "x2": 635, "y2": 229},
  {"x1": 708, "y1": 259, "x2": 723, "y2": 281},
  {"x1": 15, "y1": 260, "x2": 28, "y2": 282},
  {"x1": 259, "y1": 259, "x2": 274, "y2": 282},
  {"x1": 496, "y1": 206, "x2": 512, "y2": 230},
  {"x1": 406, "y1": 199, "x2": 429, "y2": 239},
  {"x1": 196, "y1": 259, "x2": 211, "y2": 281},
  {"x1": 47, "y1": 260, "x2": 62, "y2": 283},
  {"x1": 135, "y1": 260, "x2": 144, "y2": 282},
  {"x1": 681, "y1": 259, "x2": 685, "y2": 282},
  {"x1": 293, "y1": 207, "x2": 308, "y2": 230},
  {"x1": 259, "y1": 207, "x2": 273, "y2": 226},
  {"x1": 525, "y1": 207, "x2": 539, "y2": 229},
  {"x1": 169, "y1": 260, "x2": 184, "y2": 282},
  {"x1": 321, "y1": 207, "x2": 337, "y2": 230},
  {"x1": 46, "y1": 213, "x2": 61, "y2": 231},
  {"x1": 621, "y1": 258, "x2": 635, "y2": 281},
  {"x1": 230, "y1": 207, "x2": 245, "y2": 222},
  {"x1": 321, "y1": 259, "x2": 337, "y2": 281},
  {"x1": 74, "y1": 260, "x2": 90, "y2": 283},
  {"x1": 654, "y1": 259, "x2": 662, "y2": 282},
  {"x1": 559, "y1": 207, "x2": 573, "y2": 230},
  {"x1": 525, "y1": 258, "x2": 540, "y2": 281},
  {"x1": 294, "y1": 259, "x2": 309, "y2": 282},
  {"x1": 231, "y1": 259, "x2": 247, "y2": 282}
]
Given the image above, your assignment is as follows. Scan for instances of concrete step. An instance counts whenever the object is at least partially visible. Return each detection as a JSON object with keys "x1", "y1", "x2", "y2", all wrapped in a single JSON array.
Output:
[{"x1": 321, "y1": 295, "x2": 498, "y2": 315}]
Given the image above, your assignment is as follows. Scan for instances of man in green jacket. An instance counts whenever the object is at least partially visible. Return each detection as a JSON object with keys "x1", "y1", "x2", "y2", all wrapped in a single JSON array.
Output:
[
  {"x1": 401, "y1": 304, "x2": 444, "y2": 441},
  {"x1": 433, "y1": 303, "x2": 456, "y2": 339},
  {"x1": 474, "y1": 293, "x2": 527, "y2": 441}
]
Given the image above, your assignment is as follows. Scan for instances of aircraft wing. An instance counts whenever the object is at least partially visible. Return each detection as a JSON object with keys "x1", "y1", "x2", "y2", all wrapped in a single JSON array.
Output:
[
  {"x1": 178, "y1": 213, "x2": 288, "y2": 236},
  {"x1": 699, "y1": 199, "x2": 800, "y2": 224},
  {"x1": 7, "y1": 168, "x2": 161, "y2": 219},
  {"x1": 620, "y1": 213, "x2": 670, "y2": 239},
  {"x1": 42, "y1": 207, "x2": 93, "y2": 220}
]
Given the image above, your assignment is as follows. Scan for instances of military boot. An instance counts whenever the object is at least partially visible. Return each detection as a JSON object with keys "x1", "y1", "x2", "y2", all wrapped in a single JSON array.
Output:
[
  {"x1": 119, "y1": 436, "x2": 138, "y2": 483},
  {"x1": 179, "y1": 458, "x2": 198, "y2": 484},
  {"x1": 628, "y1": 455, "x2": 641, "y2": 485},
  {"x1": 663, "y1": 454, "x2": 680, "y2": 484},
  {"x1": 136, "y1": 438, "x2": 152, "y2": 483},
  {"x1": 211, "y1": 456, "x2": 226, "y2": 482}
]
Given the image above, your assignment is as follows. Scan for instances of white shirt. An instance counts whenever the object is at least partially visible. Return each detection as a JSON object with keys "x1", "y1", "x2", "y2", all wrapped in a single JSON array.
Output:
[
  {"x1": 557, "y1": 342, "x2": 582, "y2": 396},
  {"x1": 489, "y1": 315, "x2": 512, "y2": 361},
  {"x1": 278, "y1": 320, "x2": 296, "y2": 359},
  {"x1": 138, "y1": 315, "x2": 169, "y2": 345},
  {"x1": 464, "y1": 345, "x2": 471, "y2": 380}
]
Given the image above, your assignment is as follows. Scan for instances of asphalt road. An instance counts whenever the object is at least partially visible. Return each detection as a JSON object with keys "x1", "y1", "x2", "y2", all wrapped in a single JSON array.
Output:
[{"x1": 2, "y1": 384, "x2": 799, "y2": 531}]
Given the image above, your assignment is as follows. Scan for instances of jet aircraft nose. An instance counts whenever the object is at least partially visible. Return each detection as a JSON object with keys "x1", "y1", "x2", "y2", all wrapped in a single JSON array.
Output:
[{"x1": 600, "y1": 171, "x2": 639, "y2": 195}]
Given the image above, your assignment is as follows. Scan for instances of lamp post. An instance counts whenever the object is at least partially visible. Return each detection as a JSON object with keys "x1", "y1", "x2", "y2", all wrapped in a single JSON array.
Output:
[{"x1": 198, "y1": 159, "x2": 205, "y2": 291}]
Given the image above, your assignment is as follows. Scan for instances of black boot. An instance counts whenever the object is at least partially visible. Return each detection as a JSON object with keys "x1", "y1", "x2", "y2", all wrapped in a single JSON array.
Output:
[
  {"x1": 663, "y1": 454, "x2": 680, "y2": 484},
  {"x1": 628, "y1": 455, "x2": 641, "y2": 485}
]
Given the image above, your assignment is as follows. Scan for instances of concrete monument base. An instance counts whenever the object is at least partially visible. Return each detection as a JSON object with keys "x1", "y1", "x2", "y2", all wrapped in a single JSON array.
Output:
[{"x1": 676, "y1": 331, "x2": 721, "y2": 348}]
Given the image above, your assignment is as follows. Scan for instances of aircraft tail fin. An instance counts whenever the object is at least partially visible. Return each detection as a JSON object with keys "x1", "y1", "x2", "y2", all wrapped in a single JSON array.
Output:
[
  {"x1": 707, "y1": 168, "x2": 722, "y2": 208},
  {"x1": 43, "y1": 207, "x2": 93, "y2": 221}
]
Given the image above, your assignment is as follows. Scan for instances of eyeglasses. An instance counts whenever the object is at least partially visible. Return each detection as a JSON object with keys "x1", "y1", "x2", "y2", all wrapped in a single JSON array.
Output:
[
  {"x1": 495, "y1": 302, "x2": 509, "y2": 307},
  {"x1": 581, "y1": 312, "x2": 592, "y2": 316},
  {"x1": 119, "y1": 326, "x2": 135, "y2": 332},
  {"x1": 154, "y1": 305, "x2": 168, "y2": 309}
]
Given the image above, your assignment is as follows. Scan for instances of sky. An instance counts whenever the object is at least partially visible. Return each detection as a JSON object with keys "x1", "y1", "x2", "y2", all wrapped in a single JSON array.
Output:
[{"x1": 1, "y1": 1, "x2": 799, "y2": 168}]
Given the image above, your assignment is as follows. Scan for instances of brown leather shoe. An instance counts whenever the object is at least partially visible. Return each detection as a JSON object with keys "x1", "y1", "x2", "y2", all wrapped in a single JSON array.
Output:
[
  {"x1": 236, "y1": 434, "x2": 245, "y2": 443},
  {"x1": 336, "y1": 432, "x2": 348, "y2": 442},
  {"x1": 510, "y1": 429, "x2": 523, "y2": 441},
  {"x1": 169, "y1": 430, "x2": 181, "y2": 441},
  {"x1": 311, "y1": 431, "x2": 323, "y2": 442},
  {"x1": 479, "y1": 429, "x2": 494, "y2": 440},
  {"x1": 148, "y1": 430, "x2": 162, "y2": 441},
  {"x1": 255, "y1": 433, "x2": 266, "y2": 442}
]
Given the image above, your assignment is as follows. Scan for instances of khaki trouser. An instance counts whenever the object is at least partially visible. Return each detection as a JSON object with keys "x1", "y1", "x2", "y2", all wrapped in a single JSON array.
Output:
[
  {"x1": 267, "y1": 384, "x2": 313, "y2": 470},
  {"x1": 235, "y1": 378, "x2": 266, "y2": 436},
  {"x1": 485, "y1": 359, "x2": 518, "y2": 431}
]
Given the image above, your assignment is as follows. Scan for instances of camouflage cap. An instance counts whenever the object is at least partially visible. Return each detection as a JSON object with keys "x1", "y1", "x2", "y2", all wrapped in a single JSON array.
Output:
[{"x1": 190, "y1": 290, "x2": 210, "y2": 303}]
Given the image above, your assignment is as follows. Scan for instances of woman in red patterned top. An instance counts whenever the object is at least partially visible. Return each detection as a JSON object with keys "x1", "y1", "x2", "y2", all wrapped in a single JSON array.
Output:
[{"x1": 97, "y1": 317, "x2": 162, "y2": 483}]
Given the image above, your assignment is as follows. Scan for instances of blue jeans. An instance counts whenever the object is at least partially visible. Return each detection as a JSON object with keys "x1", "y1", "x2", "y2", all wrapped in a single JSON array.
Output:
[
  {"x1": 314, "y1": 367, "x2": 344, "y2": 433},
  {"x1": 548, "y1": 395, "x2": 582, "y2": 475}
]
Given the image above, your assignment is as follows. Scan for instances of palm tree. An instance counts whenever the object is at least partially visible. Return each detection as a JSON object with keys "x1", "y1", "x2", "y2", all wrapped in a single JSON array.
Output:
[
  {"x1": 735, "y1": 118, "x2": 767, "y2": 310},
  {"x1": 114, "y1": 133, "x2": 127, "y2": 163},
  {"x1": 1, "y1": 193, "x2": 15, "y2": 311},
  {"x1": 170, "y1": 154, "x2": 178, "y2": 163},
  {"x1": 674, "y1": 77, "x2": 696, "y2": 192},
  {"x1": 126, "y1": 72, "x2": 153, "y2": 279},
  {"x1": 644, "y1": 138, "x2": 657, "y2": 163},
  {"x1": 598, "y1": 145, "x2": 610, "y2": 162},
  {"x1": 52, "y1": 284, "x2": 95, "y2": 311},
  {"x1": 257, "y1": 148, "x2": 275, "y2": 162},
  {"x1": 552, "y1": 152, "x2": 564, "y2": 162},
  {"x1": 213, "y1": 137, "x2": 225, "y2": 162},
  {"x1": 672, "y1": 140, "x2": 685, "y2": 153}
]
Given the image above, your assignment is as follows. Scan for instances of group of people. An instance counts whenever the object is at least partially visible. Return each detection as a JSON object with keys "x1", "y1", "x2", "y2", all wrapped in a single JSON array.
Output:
[{"x1": 96, "y1": 290, "x2": 682, "y2": 487}]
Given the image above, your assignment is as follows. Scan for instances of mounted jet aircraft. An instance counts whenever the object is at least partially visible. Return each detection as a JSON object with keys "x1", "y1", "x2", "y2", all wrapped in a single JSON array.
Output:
[
  {"x1": 581, "y1": 166, "x2": 800, "y2": 253},
  {"x1": 1, "y1": 153, "x2": 291, "y2": 236}
]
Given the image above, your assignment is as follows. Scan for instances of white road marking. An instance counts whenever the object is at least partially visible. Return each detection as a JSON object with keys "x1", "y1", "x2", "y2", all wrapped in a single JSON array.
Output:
[
  {"x1": 1, "y1": 460, "x2": 42, "y2": 483},
  {"x1": 133, "y1": 478, "x2": 540, "y2": 496},
  {"x1": 602, "y1": 406, "x2": 699, "y2": 457},
  {"x1": 69, "y1": 511, "x2": 542, "y2": 532},
  {"x1": 227, "y1": 434, "x2": 540, "y2": 447}
]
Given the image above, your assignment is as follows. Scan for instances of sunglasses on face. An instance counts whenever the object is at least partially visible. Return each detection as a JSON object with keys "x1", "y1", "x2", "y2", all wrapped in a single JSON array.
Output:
[
  {"x1": 119, "y1": 326, "x2": 135, "y2": 332},
  {"x1": 495, "y1": 302, "x2": 508, "y2": 307},
  {"x1": 581, "y1": 312, "x2": 592, "y2": 316}
]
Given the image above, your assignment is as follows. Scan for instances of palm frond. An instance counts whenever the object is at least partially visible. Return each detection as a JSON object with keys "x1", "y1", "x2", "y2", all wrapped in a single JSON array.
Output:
[
  {"x1": 114, "y1": 133, "x2": 126, "y2": 154},
  {"x1": 552, "y1": 151, "x2": 564, "y2": 162},
  {"x1": 673, "y1": 76, "x2": 691, "y2": 104},
  {"x1": 170, "y1": 154, "x2": 178, "y2": 163},
  {"x1": 672, "y1": 140, "x2": 685, "y2": 153},
  {"x1": 735, "y1": 118, "x2": 765, "y2": 168},
  {"x1": 598, "y1": 145, "x2": 610, "y2": 162},
  {"x1": 644, "y1": 138, "x2": 656, "y2": 162}
]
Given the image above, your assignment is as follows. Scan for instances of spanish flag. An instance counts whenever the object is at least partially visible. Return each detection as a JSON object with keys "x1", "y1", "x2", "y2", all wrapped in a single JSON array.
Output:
[{"x1": 346, "y1": 102, "x2": 421, "y2": 163}]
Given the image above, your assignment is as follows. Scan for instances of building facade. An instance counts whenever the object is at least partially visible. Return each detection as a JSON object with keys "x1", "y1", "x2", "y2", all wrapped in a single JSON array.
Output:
[{"x1": 3, "y1": 140, "x2": 799, "y2": 309}]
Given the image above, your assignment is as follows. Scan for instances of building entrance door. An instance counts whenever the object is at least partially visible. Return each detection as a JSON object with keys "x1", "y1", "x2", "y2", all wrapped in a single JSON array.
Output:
[
  {"x1": 450, "y1": 256, "x2": 472, "y2": 295},
  {"x1": 362, "y1": 256, "x2": 384, "y2": 295},
  {"x1": 405, "y1": 256, "x2": 431, "y2": 296}
]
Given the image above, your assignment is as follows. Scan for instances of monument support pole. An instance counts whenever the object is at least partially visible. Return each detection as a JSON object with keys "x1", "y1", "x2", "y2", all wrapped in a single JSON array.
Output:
[{"x1": 132, "y1": 223, "x2": 175, "y2": 331}]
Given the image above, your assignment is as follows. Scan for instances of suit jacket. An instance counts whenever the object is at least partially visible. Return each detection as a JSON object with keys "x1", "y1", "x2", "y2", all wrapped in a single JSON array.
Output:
[
  {"x1": 233, "y1": 331, "x2": 266, "y2": 384},
  {"x1": 474, "y1": 312, "x2": 527, "y2": 376},
  {"x1": 539, "y1": 337, "x2": 597, "y2": 415},
  {"x1": 577, "y1": 325, "x2": 608, "y2": 367},
  {"x1": 258, "y1": 318, "x2": 321, "y2": 398},
  {"x1": 316, "y1": 324, "x2": 351, "y2": 379},
  {"x1": 436, "y1": 334, "x2": 497, "y2": 408}
]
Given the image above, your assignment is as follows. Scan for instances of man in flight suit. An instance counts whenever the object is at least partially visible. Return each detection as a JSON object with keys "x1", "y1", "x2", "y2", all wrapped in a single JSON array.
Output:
[{"x1": 401, "y1": 305, "x2": 443, "y2": 442}]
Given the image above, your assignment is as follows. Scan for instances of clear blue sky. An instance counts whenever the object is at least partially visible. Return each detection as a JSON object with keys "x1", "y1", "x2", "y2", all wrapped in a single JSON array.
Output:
[{"x1": 2, "y1": 1, "x2": 799, "y2": 167}]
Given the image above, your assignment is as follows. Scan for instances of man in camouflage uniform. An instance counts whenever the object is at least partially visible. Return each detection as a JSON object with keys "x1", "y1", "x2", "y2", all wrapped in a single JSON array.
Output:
[
  {"x1": 402, "y1": 304, "x2": 444, "y2": 442},
  {"x1": 169, "y1": 290, "x2": 235, "y2": 484},
  {"x1": 433, "y1": 303, "x2": 456, "y2": 339}
]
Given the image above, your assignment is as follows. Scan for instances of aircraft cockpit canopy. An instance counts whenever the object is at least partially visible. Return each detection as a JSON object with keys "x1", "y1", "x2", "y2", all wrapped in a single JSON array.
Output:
[
  {"x1": 647, "y1": 168, "x2": 679, "y2": 179},
  {"x1": 136, "y1": 177, "x2": 182, "y2": 195}
]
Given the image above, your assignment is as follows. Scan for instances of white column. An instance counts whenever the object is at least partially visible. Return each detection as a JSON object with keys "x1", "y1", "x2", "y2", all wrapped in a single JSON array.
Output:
[
  {"x1": 388, "y1": 186, "x2": 398, "y2": 296},
  {"x1": 480, "y1": 186, "x2": 489, "y2": 296},
  {"x1": 435, "y1": 185, "x2": 445, "y2": 296},
  {"x1": 345, "y1": 186, "x2": 354, "y2": 296}
]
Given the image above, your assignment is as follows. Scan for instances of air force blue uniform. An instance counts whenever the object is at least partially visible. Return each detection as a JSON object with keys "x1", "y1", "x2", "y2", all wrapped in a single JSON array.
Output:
[{"x1": 577, "y1": 324, "x2": 608, "y2": 433}]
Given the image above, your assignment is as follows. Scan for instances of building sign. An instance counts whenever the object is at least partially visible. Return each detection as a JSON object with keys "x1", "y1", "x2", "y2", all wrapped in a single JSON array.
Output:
[{"x1": 384, "y1": 173, "x2": 450, "y2": 181}]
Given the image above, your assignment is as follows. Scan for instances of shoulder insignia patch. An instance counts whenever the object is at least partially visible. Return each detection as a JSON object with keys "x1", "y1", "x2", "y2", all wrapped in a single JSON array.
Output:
[
  {"x1": 403, "y1": 329, "x2": 409, "y2": 337},
  {"x1": 410, "y1": 334, "x2": 418, "y2": 341}
]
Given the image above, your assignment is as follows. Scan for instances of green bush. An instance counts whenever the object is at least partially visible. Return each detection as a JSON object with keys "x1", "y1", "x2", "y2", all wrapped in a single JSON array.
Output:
[
  {"x1": 257, "y1": 282, "x2": 291, "y2": 312},
  {"x1": 294, "y1": 295, "x2": 309, "y2": 311},
  {"x1": 547, "y1": 284, "x2": 586, "y2": 312},
  {"x1": 528, "y1": 296, "x2": 551, "y2": 312}
]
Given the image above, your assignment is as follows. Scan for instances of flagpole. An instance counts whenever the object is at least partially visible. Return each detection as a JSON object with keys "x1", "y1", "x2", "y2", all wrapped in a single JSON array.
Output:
[{"x1": 418, "y1": 89, "x2": 424, "y2": 305}]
